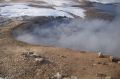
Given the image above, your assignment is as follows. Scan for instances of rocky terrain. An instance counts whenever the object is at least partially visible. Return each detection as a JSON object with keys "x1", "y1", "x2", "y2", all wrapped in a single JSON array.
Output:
[
  {"x1": 1, "y1": 20, "x2": 120, "y2": 79},
  {"x1": 0, "y1": 0, "x2": 120, "y2": 79}
]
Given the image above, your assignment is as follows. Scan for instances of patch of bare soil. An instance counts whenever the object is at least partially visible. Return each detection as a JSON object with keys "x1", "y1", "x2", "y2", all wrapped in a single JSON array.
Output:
[{"x1": 85, "y1": 9, "x2": 114, "y2": 20}]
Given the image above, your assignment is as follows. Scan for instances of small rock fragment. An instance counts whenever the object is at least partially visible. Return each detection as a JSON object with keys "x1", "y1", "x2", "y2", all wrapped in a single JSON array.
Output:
[
  {"x1": 28, "y1": 52, "x2": 34, "y2": 55},
  {"x1": 54, "y1": 72, "x2": 62, "y2": 79},
  {"x1": 98, "y1": 52, "x2": 104, "y2": 58},
  {"x1": 96, "y1": 73, "x2": 106, "y2": 78},
  {"x1": 0, "y1": 77, "x2": 4, "y2": 79},
  {"x1": 35, "y1": 58, "x2": 44, "y2": 63},
  {"x1": 60, "y1": 55, "x2": 66, "y2": 58},
  {"x1": 118, "y1": 61, "x2": 120, "y2": 64},
  {"x1": 109, "y1": 56, "x2": 114, "y2": 62},
  {"x1": 63, "y1": 77, "x2": 70, "y2": 79},
  {"x1": 22, "y1": 52, "x2": 42, "y2": 59},
  {"x1": 98, "y1": 62, "x2": 108, "y2": 65},
  {"x1": 109, "y1": 56, "x2": 120, "y2": 63},
  {"x1": 71, "y1": 76, "x2": 79, "y2": 79},
  {"x1": 92, "y1": 63, "x2": 97, "y2": 66},
  {"x1": 105, "y1": 76, "x2": 112, "y2": 79}
]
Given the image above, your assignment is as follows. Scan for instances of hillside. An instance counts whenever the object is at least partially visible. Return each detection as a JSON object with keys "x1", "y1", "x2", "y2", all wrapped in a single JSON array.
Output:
[{"x1": 0, "y1": 0, "x2": 120, "y2": 79}]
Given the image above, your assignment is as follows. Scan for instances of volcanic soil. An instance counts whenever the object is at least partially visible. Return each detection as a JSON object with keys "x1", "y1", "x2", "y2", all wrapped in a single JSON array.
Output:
[{"x1": 0, "y1": 16, "x2": 120, "y2": 79}]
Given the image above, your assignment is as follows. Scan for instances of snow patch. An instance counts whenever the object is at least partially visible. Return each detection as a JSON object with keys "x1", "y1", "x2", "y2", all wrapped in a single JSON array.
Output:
[
  {"x1": 87, "y1": 0, "x2": 120, "y2": 4},
  {"x1": 54, "y1": 7, "x2": 86, "y2": 18},
  {"x1": 36, "y1": 0, "x2": 80, "y2": 6},
  {"x1": 0, "y1": 4, "x2": 73, "y2": 18}
]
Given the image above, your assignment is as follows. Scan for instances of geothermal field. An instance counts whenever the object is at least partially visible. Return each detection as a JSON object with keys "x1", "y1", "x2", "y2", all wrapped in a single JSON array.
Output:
[{"x1": 0, "y1": 0, "x2": 120, "y2": 79}]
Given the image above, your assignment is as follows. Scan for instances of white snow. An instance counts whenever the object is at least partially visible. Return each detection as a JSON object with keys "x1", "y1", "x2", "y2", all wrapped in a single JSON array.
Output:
[
  {"x1": 0, "y1": 0, "x2": 86, "y2": 19},
  {"x1": 5, "y1": 0, "x2": 11, "y2": 2},
  {"x1": 87, "y1": 0, "x2": 120, "y2": 4},
  {"x1": 0, "y1": 4, "x2": 73, "y2": 18},
  {"x1": 36, "y1": 0, "x2": 80, "y2": 6},
  {"x1": 54, "y1": 7, "x2": 86, "y2": 18}
]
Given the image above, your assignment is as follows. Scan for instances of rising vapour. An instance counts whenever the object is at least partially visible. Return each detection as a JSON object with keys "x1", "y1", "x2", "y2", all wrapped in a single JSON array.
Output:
[{"x1": 14, "y1": 2, "x2": 120, "y2": 56}]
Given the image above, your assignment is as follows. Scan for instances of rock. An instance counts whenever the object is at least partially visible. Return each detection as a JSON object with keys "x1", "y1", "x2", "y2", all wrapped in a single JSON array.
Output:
[
  {"x1": 22, "y1": 52, "x2": 42, "y2": 59},
  {"x1": 98, "y1": 52, "x2": 104, "y2": 58},
  {"x1": 21, "y1": 52, "x2": 47, "y2": 64},
  {"x1": 96, "y1": 73, "x2": 106, "y2": 78},
  {"x1": 63, "y1": 77, "x2": 70, "y2": 79},
  {"x1": 105, "y1": 76, "x2": 112, "y2": 79},
  {"x1": 109, "y1": 56, "x2": 120, "y2": 63},
  {"x1": 92, "y1": 63, "x2": 97, "y2": 66},
  {"x1": 118, "y1": 61, "x2": 120, "y2": 64},
  {"x1": 97, "y1": 62, "x2": 101, "y2": 64},
  {"x1": 97, "y1": 62, "x2": 108, "y2": 65},
  {"x1": 28, "y1": 52, "x2": 34, "y2": 55},
  {"x1": 0, "y1": 77, "x2": 4, "y2": 79},
  {"x1": 54, "y1": 72, "x2": 62, "y2": 79},
  {"x1": 109, "y1": 56, "x2": 114, "y2": 62},
  {"x1": 60, "y1": 55, "x2": 66, "y2": 58},
  {"x1": 71, "y1": 76, "x2": 79, "y2": 79},
  {"x1": 63, "y1": 76, "x2": 79, "y2": 79},
  {"x1": 35, "y1": 58, "x2": 44, "y2": 63}
]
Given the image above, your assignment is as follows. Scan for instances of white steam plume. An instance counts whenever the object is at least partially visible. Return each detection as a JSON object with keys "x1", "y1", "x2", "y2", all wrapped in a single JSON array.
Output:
[{"x1": 14, "y1": 3, "x2": 120, "y2": 56}]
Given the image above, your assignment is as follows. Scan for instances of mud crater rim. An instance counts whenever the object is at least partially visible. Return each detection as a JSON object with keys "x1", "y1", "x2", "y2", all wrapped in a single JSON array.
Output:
[{"x1": 12, "y1": 16, "x2": 73, "y2": 47}]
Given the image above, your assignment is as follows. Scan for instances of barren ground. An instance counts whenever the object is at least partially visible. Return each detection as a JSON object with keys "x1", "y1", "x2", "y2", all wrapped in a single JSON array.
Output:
[
  {"x1": 0, "y1": 0, "x2": 120, "y2": 79},
  {"x1": 0, "y1": 19, "x2": 120, "y2": 79}
]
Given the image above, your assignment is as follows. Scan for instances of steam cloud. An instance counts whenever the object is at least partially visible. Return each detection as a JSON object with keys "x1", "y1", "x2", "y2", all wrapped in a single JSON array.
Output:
[{"x1": 14, "y1": 3, "x2": 120, "y2": 56}]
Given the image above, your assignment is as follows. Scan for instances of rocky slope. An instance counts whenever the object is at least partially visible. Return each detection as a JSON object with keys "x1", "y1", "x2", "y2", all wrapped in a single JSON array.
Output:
[
  {"x1": 0, "y1": 0, "x2": 120, "y2": 79},
  {"x1": 0, "y1": 20, "x2": 120, "y2": 79}
]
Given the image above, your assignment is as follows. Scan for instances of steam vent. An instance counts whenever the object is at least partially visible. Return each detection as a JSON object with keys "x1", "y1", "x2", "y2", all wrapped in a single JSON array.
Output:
[{"x1": 0, "y1": 0, "x2": 120, "y2": 79}]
